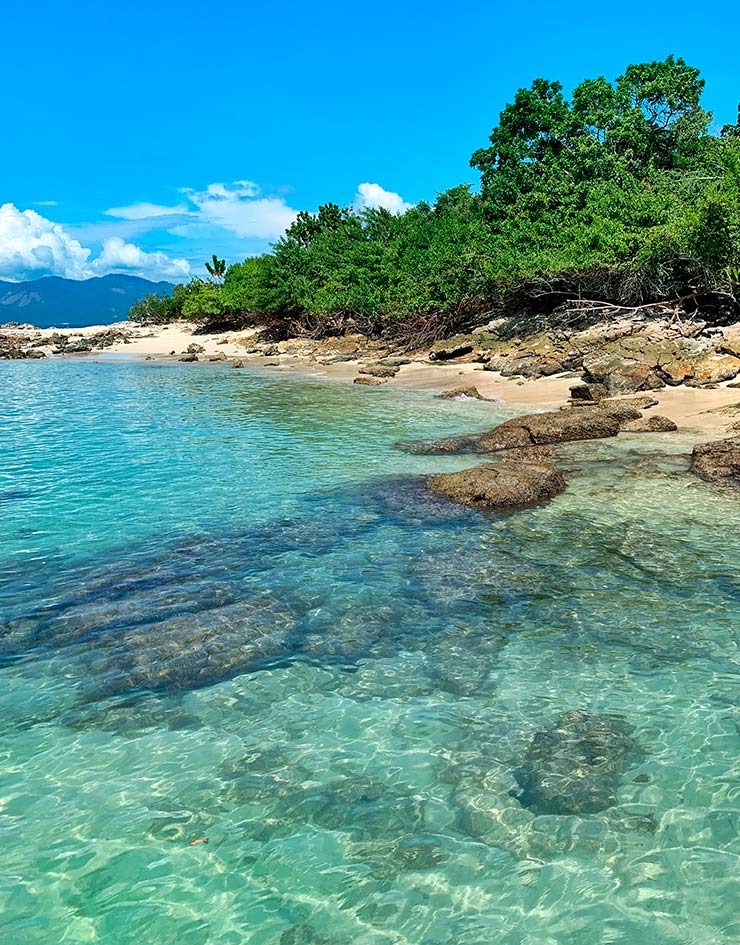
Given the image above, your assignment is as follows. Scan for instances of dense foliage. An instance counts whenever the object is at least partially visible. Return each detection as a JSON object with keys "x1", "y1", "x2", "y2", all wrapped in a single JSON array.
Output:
[{"x1": 131, "y1": 57, "x2": 740, "y2": 339}]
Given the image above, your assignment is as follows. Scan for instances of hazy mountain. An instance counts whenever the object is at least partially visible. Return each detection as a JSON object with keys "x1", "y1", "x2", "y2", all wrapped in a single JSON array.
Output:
[{"x1": 0, "y1": 274, "x2": 174, "y2": 328}]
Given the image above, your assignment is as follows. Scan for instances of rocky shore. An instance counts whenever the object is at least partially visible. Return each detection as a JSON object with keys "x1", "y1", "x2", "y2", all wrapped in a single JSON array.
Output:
[{"x1": 4, "y1": 315, "x2": 740, "y2": 510}]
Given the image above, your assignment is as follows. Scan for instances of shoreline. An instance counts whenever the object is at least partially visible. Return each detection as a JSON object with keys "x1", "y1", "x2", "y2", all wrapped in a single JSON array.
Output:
[{"x1": 4, "y1": 319, "x2": 740, "y2": 440}]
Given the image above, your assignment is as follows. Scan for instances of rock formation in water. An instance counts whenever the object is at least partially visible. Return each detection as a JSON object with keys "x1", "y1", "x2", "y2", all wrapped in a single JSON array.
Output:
[
  {"x1": 621, "y1": 415, "x2": 678, "y2": 433},
  {"x1": 428, "y1": 450, "x2": 565, "y2": 511},
  {"x1": 512, "y1": 710, "x2": 644, "y2": 815},
  {"x1": 691, "y1": 436, "x2": 740, "y2": 486}
]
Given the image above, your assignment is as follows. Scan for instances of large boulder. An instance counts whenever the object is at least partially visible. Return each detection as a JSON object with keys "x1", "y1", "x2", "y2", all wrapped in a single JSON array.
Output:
[
  {"x1": 569, "y1": 382, "x2": 609, "y2": 403},
  {"x1": 686, "y1": 354, "x2": 740, "y2": 386},
  {"x1": 428, "y1": 455, "x2": 565, "y2": 512},
  {"x1": 622, "y1": 415, "x2": 678, "y2": 433},
  {"x1": 477, "y1": 407, "x2": 621, "y2": 451},
  {"x1": 597, "y1": 402, "x2": 643, "y2": 425},
  {"x1": 691, "y1": 437, "x2": 740, "y2": 486}
]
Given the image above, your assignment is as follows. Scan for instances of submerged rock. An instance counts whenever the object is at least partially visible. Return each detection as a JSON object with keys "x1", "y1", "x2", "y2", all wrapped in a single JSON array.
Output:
[
  {"x1": 402, "y1": 433, "x2": 481, "y2": 454},
  {"x1": 691, "y1": 437, "x2": 740, "y2": 486},
  {"x1": 513, "y1": 711, "x2": 644, "y2": 815},
  {"x1": 428, "y1": 454, "x2": 565, "y2": 512}
]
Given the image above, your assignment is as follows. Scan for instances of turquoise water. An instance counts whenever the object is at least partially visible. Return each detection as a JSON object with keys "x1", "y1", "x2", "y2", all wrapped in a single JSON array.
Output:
[{"x1": 1, "y1": 359, "x2": 738, "y2": 944}]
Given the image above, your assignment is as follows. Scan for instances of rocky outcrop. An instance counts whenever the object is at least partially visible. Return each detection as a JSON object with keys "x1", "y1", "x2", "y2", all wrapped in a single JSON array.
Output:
[
  {"x1": 691, "y1": 437, "x2": 740, "y2": 486},
  {"x1": 179, "y1": 352, "x2": 199, "y2": 362},
  {"x1": 513, "y1": 711, "x2": 644, "y2": 815},
  {"x1": 622, "y1": 415, "x2": 678, "y2": 433},
  {"x1": 477, "y1": 407, "x2": 621, "y2": 451},
  {"x1": 597, "y1": 402, "x2": 643, "y2": 425},
  {"x1": 437, "y1": 385, "x2": 487, "y2": 400},
  {"x1": 583, "y1": 332, "x2": 740, "y2": 393},
  {"x1": 569, "y1": 382, "x2": 608, "y2": 403},
  {"x1": 428, "y1": 335, "x2": 476, "y2": 361},
  {"x1": 428, "y1": 454, "x2": 565, "y2": 511},
  {"x1": 423, "y1": 319, "x2": 740, "y2": 390},
  {"x1": 0, "y1": 333, "x2": 46, "y2": 359}
]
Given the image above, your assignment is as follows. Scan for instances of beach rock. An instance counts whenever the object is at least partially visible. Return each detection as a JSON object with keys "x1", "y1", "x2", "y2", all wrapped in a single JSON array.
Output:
[
  {"x1": 718, "y1": 325, "x2": 740, "y2": 358},
  {"x1": 186, "y1": 343, "x2": 205, "y2": 354},
  {"x1": 477, "y1": 407, "x2": 620, "y2": 451},
  {"x1": 428, "y1": 456, "x2": 565, "y2": 512},
  {"x1": 569, "y1": 382, "x2": 608, "y2": 402},
  {"x1": 208, "y1": 352, "x2": 227, "y2": 361},
  {"x1": 179, "y1": 353, "x2": 199, "y2": 362},
  {"x1": 0, "y1": 334, "x2": 47, "y2": 359},
  {"x1": 429, "y1": 334, "x2": 476, "y2": 361},
  {"x1": 353, "y1": 375, "x2": 387, "y2": 386},
  {"x1": 583, "y1": 347, "x2": 666, "y2": 392},
  {"x1": 232, "y1": 359, "x2": 244, "y2": 368},
  {"x1": 358, "y1": 363, "x2": 399, "y2": 378},
  {"x1": 688, "y1": 354, "x2": 740, "y2": 386},
  {"x1": 62, "y1": 337, "x2": 93, "y2": 353},
  {"x1": 597, "y1": 402, "x2": 644, "y2": 425},
  {"x1": 379, "y1": 356, "x2": 413, "y2": 367},
  {"x1": 622, "y1": 415, "x2": 678, "y2": 433},
  {"x1": 602, "y1": 394, "x2": 659, "y2": 410},
  {"x1": 89, "y1": 329, "x2": 129, "y2": 348},
  {"x1": 437, "y1": 385, "x2": 486, "y2": 400},
  {"x1": 691, "y1": 437, "x2": 740, "y2": 486},
  {"x1": 513, "y1": 711, "x2": 644, "y2": 815}
]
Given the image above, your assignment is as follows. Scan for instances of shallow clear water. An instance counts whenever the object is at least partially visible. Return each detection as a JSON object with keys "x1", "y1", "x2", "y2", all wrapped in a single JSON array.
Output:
[{"x1": 1, "y1": 359, "x2": 738, "y2": 945}]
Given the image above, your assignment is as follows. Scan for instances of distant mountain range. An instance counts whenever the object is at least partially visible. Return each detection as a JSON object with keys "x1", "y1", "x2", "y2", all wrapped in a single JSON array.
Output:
[{"x1": 0, "y1": 274, "x2": 174, "y2": 328}]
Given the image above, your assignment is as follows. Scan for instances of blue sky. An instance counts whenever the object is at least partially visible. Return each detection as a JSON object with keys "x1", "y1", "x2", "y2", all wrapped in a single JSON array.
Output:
[{"x1": 1, "y1": 0, "x2": 738, "y2": 281}]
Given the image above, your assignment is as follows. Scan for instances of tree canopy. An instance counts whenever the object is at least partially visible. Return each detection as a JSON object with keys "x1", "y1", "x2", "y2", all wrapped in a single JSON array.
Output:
[{"x1": 131, "y1": 57, "x2": 740, "y2": 337}]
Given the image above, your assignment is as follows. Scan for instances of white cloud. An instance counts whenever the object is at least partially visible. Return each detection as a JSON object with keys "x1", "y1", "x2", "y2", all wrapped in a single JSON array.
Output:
[
  {"x1": 34, "y1": 200, "x2": 59, "y2": 207},
  {"x1": 180, "y1": 181, "x2": 298, "y2": 238},
  {"x1": 0, "y1": 203, "x2": 189, "y2": 282},
  {"x1": 100, "y1": 182, "x2": 299, "y2": 253},
  {"x1": 354, "y1": 182, "x2": 412, "y2": 215},
  {"x1": 90, "y1": 237, "x2": 191, "y2": 280},
  {"x1": 104, "y1": 201, "x2": 190, "y2": 220},
  {"x1": 0, "y1": 203, "x2": 91, "y2": 280}
]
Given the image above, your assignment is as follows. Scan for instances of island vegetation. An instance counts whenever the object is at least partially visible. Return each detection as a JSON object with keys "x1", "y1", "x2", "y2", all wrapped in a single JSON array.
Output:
[{"x1": 130, "y1": 56, "x2": 740, "y2": 345}]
